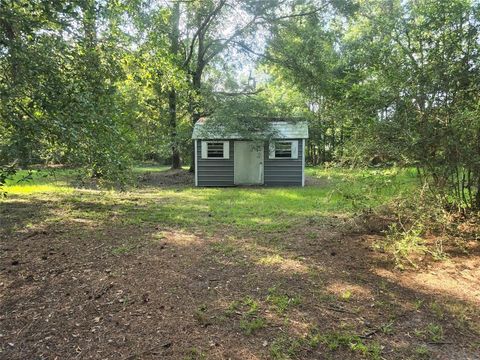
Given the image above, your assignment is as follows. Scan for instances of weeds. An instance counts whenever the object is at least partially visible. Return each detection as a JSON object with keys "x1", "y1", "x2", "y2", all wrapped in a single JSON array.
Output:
[
  {"x1": 381, "y1": 222, "x2": 426, "y2": 269},
  {"x1": 415, "y1": 323, "x2": 444, "y2": 343},
  {"x1": 365, "y1": 177, "x2": 477, "y2": 269},
  {"x1": 269, "y1": 335, "x2": 303, "y2": 359},
  {"x1": 266, "y1": 286, "x2": 301, "y2": 314},
  {"x1": 426, "y1": 323, "x2": 444, "y2": 343},
  {"x1": 413, "y1": 299, "x2": 424, "y2": 310},
  {"x1": 340, "y1": 290, "x2": 353, "y2": 302},
  {"x1": 379, "y1": 321, "x2": 395, "y2": 335},
  {"x1": 211, "y1": 240, "x2": 236, "y2": 256},
  {"x1": 193, "y1": 304, "x2": 212, "y2": 327},
  {"x1": 414, "y1": 345, "x2": 430, "y2": 359},
  {"x1": 111, "y1": 244, "x2": 137, "y2": 255},
  {"x1": 270, "y1": 329, "x2": 383, "y2": 360},
  {"x1": 429, "y1": 302, "x2": 445, "y2": 319},
  {"x1": 225, "y1": 296, "x2": 266, "y2": 335},
  {"x1": 239, "y1": 317, "x2": 266, "y2": 335}
]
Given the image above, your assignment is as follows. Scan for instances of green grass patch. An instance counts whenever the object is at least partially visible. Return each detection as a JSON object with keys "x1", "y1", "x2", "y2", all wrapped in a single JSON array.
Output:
[
  {"x1": 111, "y1": 244, "x2": 137, "y2": 255},
  {"x1": 132, "y1": 164, "x2": 171, "y2": 173},
  {"x1": 225, "y1": 296, "x2": 266, "y2": 335},
  {"x1": 239, "y1": 317, "x2": 266, "y2": 335},
  {"x1": 414, "y1": 323, "x2": 444, "y2": 343},
  {"x1": 266, "y1": 286, "x2": 301, "y2": 314},
  {"x1": 2, "y1": 167, "x2": 419, "y2": 234},
  {"x1": 270, "y1": 328, "x2": 382, "y2": 360},
  {"x1": 3, "y1": 169, "x2": 77, "y2": 194}
]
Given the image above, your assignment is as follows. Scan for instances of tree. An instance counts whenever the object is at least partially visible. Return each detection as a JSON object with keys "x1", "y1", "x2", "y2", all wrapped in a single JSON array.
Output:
[
  {"x1": 168, "y1": 1, "x2": 182, "y2": 168},
  {"x1": 0, "y1": 0, "x2": 138, "y2": 183},
  {"x1": 262, "y1": 0, "x2": 480, "y2": 209}
]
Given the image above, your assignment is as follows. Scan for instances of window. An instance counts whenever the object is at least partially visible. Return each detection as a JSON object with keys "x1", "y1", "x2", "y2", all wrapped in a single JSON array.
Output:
[
  {"x1": 274, "y1": 142, "x2": 293, "y2": 158},
  {"x1": 207, "y1": 142, "x2": 224, "y2": 158},
  {"x1": 201, "y1": 141, "x2": 229, "y2": 159},
  {"x1": 269, "y1": 140, "x2": 298, "y2": 159}
]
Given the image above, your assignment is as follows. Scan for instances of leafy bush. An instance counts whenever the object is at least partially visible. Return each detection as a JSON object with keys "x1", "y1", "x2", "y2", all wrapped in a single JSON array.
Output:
[
  {"x1": 381, "y1": 222, "x2": 426, "y2": 269},
  {"x1": 370, "y1": 180, "x2": 478, "y2": 268},
  {"x1": 0, "y1": 164, "x2": 16, "y2": 197}
]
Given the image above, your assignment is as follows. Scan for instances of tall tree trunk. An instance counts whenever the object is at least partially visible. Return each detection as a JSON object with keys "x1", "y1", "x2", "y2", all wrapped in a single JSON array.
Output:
[
  {"x1": 169, "y1": 1, "x2": 181, "y2": 169},
  {"x1": 189, "y1": 31, "x2": 206, "y2": 172},
  {"x1": 168, "y1": 89, "x2": 181, "y2": 169},
  {"x1": 189, "y1": 74, "x2": 202, "y2": 172}
]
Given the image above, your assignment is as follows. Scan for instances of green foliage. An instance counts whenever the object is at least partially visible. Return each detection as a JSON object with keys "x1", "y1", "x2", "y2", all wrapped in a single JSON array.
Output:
[
  {"x1": 381, "y1": 222, "x2": 426, "y2": 269},
  {"x1": 111, "y1": 244, "x2": 136, "y2": 255},
  {"x1": 318, "y1": 331, "x2": 382, "y2": 359},
  {"x1": 0, "y1": 0, "x2": 137, "y2": 184},
  {"x1": 193, "y1": 304, "x2": 211, "y2": 327},
  {"x1": 224, "y1": 295, "x2": 265, "y2": 335},
  {"x1": 0, "y1": 164, "x2": 16, "y2": 197},
  {"x1": 264, "y1": 0, "x2": 480, "y2": 211}
]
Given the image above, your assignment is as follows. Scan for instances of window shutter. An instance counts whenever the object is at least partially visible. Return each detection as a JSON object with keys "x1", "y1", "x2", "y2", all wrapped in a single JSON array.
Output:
[
  {"x1": 269, "y1": 142, "x2": 275, "y2": 159},
  {"x1": 291, "y1": 141, "x2": 298, "y2": 159},
  {"x1": 201, "y1": 141, "x2": 207, "y2": 159},
  {"x1": 223, "y1": 141, "x2": 230, "y2": 159}
]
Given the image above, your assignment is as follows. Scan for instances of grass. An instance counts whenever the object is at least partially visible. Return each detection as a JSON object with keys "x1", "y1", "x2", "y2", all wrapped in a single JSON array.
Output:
[
  {"x1": 111, "y1": 244, "x2": 137, "y2": 255},
  {"x1": 415, "y1": 345, "x2": 430, "y2": 359},
  {"x1": 2, "y1": 165, "x2": 478, "y2": 359},
  {"x1": 239, "y1": 317, "x2": 266, "y2": 335},
  {"x1": 132, "y1": 164, "x2": 171, "y2": 173},
  {"x1": 266, "y1": 286, "x2": 301, "y2": 314},
  {"x1": 224, "y1": 296, "x2": 266, "y2": 335},
  {"x1": 269, "y1": 330, "x2": 382, "y2": 360},
  {"x1": 2, "y1": 166, "x2": 419, "y2": 234},
  {"x1": 414, "y1": 323, "x2": 444, "y2": 343}
]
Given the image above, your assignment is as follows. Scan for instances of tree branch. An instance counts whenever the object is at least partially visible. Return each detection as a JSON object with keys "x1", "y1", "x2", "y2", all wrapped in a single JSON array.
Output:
[
  {"x1": 213, "y1": 89, "x2": 264, "y2": 96},
  {"x1": 182, "y1": 0, "x2": 227, "y2": 67},
  {"x1": 265, "y1": 5, "x2": 328, "y2": 22},
  {"x1": 231, "y1": 40, "x2": 282, "y2": 64},
  {"x1": 203, "y1": 15, "x2": 258, "y2": 64}
]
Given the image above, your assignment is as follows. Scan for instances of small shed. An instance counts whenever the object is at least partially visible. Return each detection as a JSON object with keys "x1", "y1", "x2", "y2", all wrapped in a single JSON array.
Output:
[{"x1": 192, "y1": 119, "x2": 308, "y2": 187}]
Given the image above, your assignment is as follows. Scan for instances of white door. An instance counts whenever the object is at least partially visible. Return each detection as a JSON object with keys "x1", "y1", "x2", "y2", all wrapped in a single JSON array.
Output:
[{"x1": 234, "y1": 141, "x2": 264, "y2": 185}]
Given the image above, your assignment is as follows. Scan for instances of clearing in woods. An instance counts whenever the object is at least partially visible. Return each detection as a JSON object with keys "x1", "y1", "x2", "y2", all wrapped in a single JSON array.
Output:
[{"x1": 0, "y1": 166, "x2": 479, "y2": 359}]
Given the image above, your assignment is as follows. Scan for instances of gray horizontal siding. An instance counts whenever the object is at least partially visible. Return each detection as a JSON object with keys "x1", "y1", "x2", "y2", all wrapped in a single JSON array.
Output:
[
  {"x1": 196, "y1": 139, "x2": 304, "y2": 187},
  {"x1": 264, "y1": 139, "x2": 303, "y2": 186},
  {"x1": 196, "y1": 140, "x2": 235, "y2": 186}
]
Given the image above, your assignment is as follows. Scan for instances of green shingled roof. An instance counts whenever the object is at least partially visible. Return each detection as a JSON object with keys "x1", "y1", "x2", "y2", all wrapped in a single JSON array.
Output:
[{"x1": 192, "y1": 119, "x2": 309, "y2": 139}]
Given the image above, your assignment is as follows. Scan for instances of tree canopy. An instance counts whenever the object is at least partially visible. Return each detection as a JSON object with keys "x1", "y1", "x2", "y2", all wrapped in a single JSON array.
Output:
[{"x1": 1, "y1": 0, "x2": 479, "y2": 209}]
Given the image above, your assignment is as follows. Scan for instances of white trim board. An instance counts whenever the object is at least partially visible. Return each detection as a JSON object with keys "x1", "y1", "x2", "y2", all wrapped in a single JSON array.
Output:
[
  {"x1": 194, "y1": 140, "x2": 198, "y2": 186},
  {"x1": 302, "y1": 139, "x2": 305, "y2": 187}
]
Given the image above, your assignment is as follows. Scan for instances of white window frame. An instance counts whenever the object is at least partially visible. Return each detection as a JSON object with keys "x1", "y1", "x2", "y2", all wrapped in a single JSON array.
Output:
[
  {"x1": 201, "y1": 141, "x2": 230, "y2": 159},
  {"x1": 269, "y1": 140, "x2": 298, "y2": 159}
]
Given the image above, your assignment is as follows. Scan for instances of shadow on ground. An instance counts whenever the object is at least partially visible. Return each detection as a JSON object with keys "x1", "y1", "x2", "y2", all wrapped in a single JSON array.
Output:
[{"x1": 0, "y1": 185, "x2": 479, "y2": 360}]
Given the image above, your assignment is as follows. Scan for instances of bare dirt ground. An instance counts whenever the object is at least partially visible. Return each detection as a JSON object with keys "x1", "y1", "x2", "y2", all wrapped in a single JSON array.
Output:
[{"x1": 0, "y1": 172, "x2": 479, "y2": 359}]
